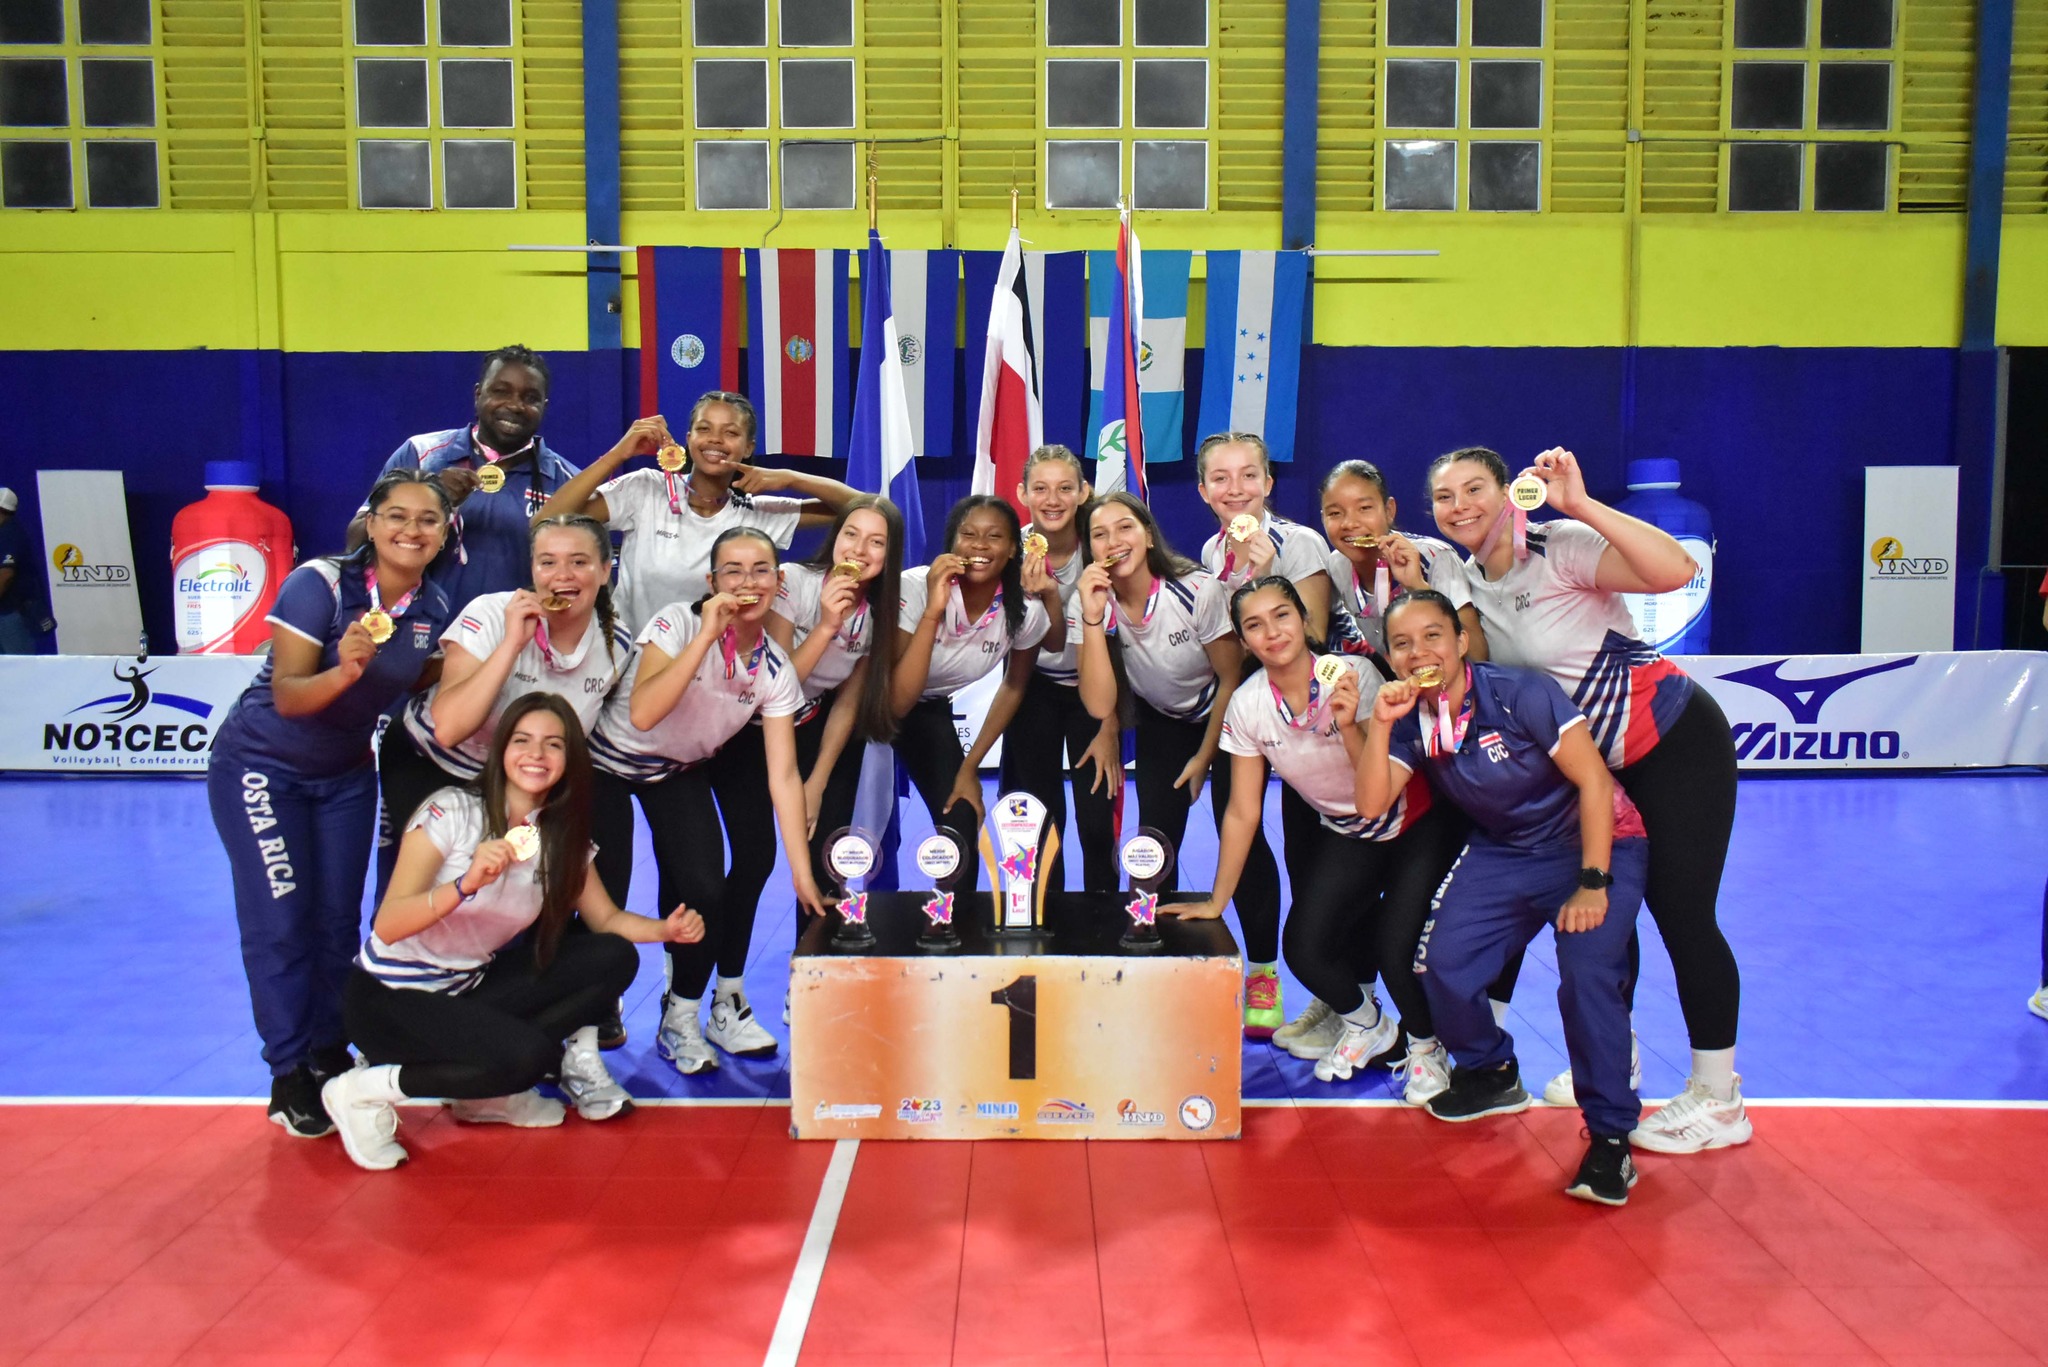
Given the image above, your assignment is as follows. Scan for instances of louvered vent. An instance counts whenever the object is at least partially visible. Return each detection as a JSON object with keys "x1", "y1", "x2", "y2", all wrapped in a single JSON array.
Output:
[
  {"x1": 1218, "y1": 0, "x2": 1285, "y2": 211},
  {"x1": 521, "y1": 0, "x2": 583, "y2": 208},
  {"x1": 259, "y1": 0, "x2": 348, "y2": 208},
  {"x1": 1551, "y1": 0, "x2": 1628, "y2": 212},
  {"x1": 162, "y1": 0, "x2": 253, "y2": 207},
  {"x1": 1897, "y1": 0, "x2": 1972, "y2": 211},
  {"x1": 620, "y1": 0, "x2": 686, "y2": 210},
  {"x1": 1318, "y1": 0, "x2": 1377, "y2": 211},
  {"x1": 2009, "y1": 0, "x2": 2048, "y2": 211},
  {"x1": 865, "y1": 0, "x2": 945, "y2": 211},
  {"x1": 957, "y1": 0, "x2": 1035, "y2": 208},
  {"x1": 1639, "y1": 0, "x2": 1723, "y2": 212}
]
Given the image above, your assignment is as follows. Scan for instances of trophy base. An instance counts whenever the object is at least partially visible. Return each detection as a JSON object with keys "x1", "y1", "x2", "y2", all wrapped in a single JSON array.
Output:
[
  {"x1": 991, "y1": 924, "x2": 1052, "y2": 941},
  {"x1": 1119, "y1": 927, "x2": 1165, "y2": 953},
  {"x1": 916, "y1": 928, "x2": 962, "y2": 952},
  {"x1": 829, "y1": 923, "x2": 877, "y2": 952}
]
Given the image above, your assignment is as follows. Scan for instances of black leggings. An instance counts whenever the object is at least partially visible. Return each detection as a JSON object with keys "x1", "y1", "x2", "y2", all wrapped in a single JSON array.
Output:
[
  {"x1": 1281, "y1": 804, "x2": 1465, "y2": 1030},
  {"x1": 703, "y1": 724, "x2": 779, "y2": 983},
  {"x1": 794, "y1": 697, "x2": 866, "y2": 935},
  {"x1": 375, "y1": 724, "x2": 460, "y2": 898},
  {"x1": 1489, "y1": 685, "x2": 1741, "y2": 1052},
  {"x1": 896, "y1": 697, "x2": 985, "y2": 893},
  {"x1": 1134, "y1": 700, "x2": 1282, "y2": 962},
  {"x1": 344, "y1": 931, "x2": 638, "y2": 1099},
  {"x1": 591, "y1": 766, "x2": 730, "y2": 1000},
  {"x1": 999, "y1": 672, "x2": 1119, "y2": 893}
]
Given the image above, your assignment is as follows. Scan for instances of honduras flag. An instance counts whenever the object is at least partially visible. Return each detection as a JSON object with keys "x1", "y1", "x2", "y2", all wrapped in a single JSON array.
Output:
[
  {"x1": 1197, "y1": 250, "x2": 1309, "y2": 463},
  {"x1": 1088, "y1": 236, "x2": 1191, "y2": 479}
]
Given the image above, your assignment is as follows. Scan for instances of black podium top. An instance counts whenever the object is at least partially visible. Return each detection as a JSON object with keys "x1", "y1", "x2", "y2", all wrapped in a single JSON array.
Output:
[{"x1": 795, "y1": 891, "x2": 1242, "y2": 959}]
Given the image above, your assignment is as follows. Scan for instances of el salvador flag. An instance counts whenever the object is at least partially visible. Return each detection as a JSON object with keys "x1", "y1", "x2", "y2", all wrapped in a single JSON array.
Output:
[{"x1": 1197, "y1": 250, "x2": 1308, "y2": 463}]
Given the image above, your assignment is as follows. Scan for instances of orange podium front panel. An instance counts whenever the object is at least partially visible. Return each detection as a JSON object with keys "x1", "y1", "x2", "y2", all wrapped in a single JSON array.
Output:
[{"x1": 790, "y1": 893, "x2": 1242, "y2": 1141}]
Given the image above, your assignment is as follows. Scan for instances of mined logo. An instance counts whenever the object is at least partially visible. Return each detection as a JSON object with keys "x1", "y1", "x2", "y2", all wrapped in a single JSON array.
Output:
[
  {"x1": 975, "y1": 1101, "x2": 1019, "y2": 1119},
  {"x1": 1036, "y1": 1099, "x2": 1095, "y2": 1125},
  {"x1": 897, "y1": 1098, "x2": 943, "y2": 1123},
  {"x1": 1116, "y1": 1100, "x2": 1166, "y2": 1128}
]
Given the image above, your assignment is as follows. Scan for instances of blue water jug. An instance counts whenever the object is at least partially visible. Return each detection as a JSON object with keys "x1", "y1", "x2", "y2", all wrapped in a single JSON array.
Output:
[{"x1": 1616, "y1": 458, "x2": 1713, "y2": 655}]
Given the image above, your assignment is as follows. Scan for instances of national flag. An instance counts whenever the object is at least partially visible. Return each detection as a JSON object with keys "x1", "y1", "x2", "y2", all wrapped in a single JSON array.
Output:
[
  {"x1": 1197, "y1": 250, "x2": 1309, "y2": 462},
  {"x1": 848, "y1": 230, "x2": 926, "y2": 565},
  {"x1": 970, "y1": 228, "x2": 1043, "y2": 518},
  {"x1": 635, "y1": 246, "x2": 742, "y2": 418},
  {"x1": 1088, "y1": 228, "x2": 1191, "y2": 488},
  {"x1": 966, "y1": 249, "x2": 1086, "y2": 456},
  {"x1": 883, "y1": 249, "x2": 960, "y2": 458},
  {"x1": 745, "y1": 248, "x2": 851, "y2": 457}
]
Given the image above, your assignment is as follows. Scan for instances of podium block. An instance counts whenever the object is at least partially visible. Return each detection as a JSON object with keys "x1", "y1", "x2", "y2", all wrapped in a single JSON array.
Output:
[{"x1": 790, "y1": 892, "x2": 1241, "y2": 1141}]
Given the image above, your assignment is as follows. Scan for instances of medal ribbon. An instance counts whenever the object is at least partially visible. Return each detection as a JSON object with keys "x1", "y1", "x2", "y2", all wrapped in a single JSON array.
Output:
[
  {"x1": 719, "y1": 627, "x2": 767, "y2": 683},
  {"x1": 448, "y1": 426, "x2": 538, "y2": 567},
  {"x1": 1351, "y1": 562, "x2": 1392, "y2": 617},
  {"x1": 363, "y1": 565, "x2": 421, "y2": 625},
  {"x1": 1474, "y1": 502, "x2": 1530, "y2": 564},
  {"x1": 944, "y1": 582, "x2": 1004, "y2": 638},
  {"x1": 838, "y1": 594, "x2": 870, "y2": 650},
  {"x1": 1105, "y1": 575, "x2": 1161, "y2": 635},
  {"x1": 1272, "y1": 673, "x2": 1324, "y2": 732},
  {"x1": 1423, "y1": 666, "x2": 1477, "y2": 757},
  {"x1": 532, "y1": 616, "x2": 558, "y2": 670}
]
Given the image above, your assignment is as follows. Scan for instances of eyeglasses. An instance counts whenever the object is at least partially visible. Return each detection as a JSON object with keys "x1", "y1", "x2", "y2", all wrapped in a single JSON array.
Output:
[
  {"x1": 714, "y1": 565, "x2": 779, "y2": 584},
  {"x1": 376, "y1": 511, "x2": 446, "y2": 532}
]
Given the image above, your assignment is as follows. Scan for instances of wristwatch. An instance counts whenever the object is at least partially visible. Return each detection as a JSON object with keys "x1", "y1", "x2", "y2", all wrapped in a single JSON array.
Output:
[{"x1": 1577, "y1": 866, "x2": 1613, "y2": 890}]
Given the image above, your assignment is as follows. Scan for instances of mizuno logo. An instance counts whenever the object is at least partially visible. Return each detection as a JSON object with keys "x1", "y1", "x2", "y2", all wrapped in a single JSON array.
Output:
[{"x1": 1713, "y1": 656, "x2": 1917, "y2": 726}]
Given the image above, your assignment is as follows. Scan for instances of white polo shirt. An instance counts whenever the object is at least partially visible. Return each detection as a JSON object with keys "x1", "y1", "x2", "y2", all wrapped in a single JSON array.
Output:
[
  {"x1": 898, "y1": 567, "x2": 1050, "y2": 700},
  {"x1": 773, "y1": 563, "x2": 873, "y2": 700},
  {"x1": 599, "y1": 469, "x2": 805, "y2": 634},
  {"x1": 1200, "y1": 512, "x2": 1333, "y2": 590},
  {"x1": 1106, "y1": 571, "x2": 1234, "y2": 721}
]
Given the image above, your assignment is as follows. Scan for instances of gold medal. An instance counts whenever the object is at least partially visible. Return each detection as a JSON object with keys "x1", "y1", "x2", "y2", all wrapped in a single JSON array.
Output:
[
  {"x1": 540, "y1": 593, "x2": 571, "y2": 612},
  {"x1": 360, "y1": 609, "x2": 395, "y2": 644},
  {"x1": 832, "y1": 559, "x2": 863, "y2": 580},
  {"x1": 1023, "y1": 532, "x2": 1049, "y2": 558},
  {"x1": 505, "y1": 823, "x2": 540, "y2": 862},
  {"x1": 736, "y1": 594, "x2": 761, "y2": 606},
  {"x1": 475, "y1": 463, "x2": 506, "y2": 494},
  {"x1": 1411, "y1": 664, "x2": 1445, "y2": 689},
  {"x1": 1313, "y1": 655, "x2": 1347, "y2": 689},
  {"x1": 1103, "y1": 547, "x2": 1130, "y2": 565},
  {"x1": 1508, "y1": 475, "x2": 1547, "y2": 512},
  {"x1": 1347, "y1": 534, "x2": 1380, "y2": 550},
  {"x1": 657, "y1": 443, "x2": 687, "y2": 472},
  {"x1": 1228, "y1": 514, "x2": 1259, "y2": 542}
]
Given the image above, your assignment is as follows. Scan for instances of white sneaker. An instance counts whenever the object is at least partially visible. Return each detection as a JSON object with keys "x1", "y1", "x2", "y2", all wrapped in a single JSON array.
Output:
[
  {"x1": 657, "y1": 995, "x2": 719, "y2": 1075},
  {"x1": 707, "y1": 989, "x2": 780, "y2": 1059},
  {"x1": 1630, "y1": 1076, "x2": 1754, "y2": 1154},
  {"x1": 450, "y1": 1089, "x2": 566, "y2": 1128},
  {"x1": 2029, "y1": 986, "x2": 2048, "y2": 1022},
  {"x1": 559, "y1": 1027, "x2": 634, "y2": 1121},
  {"x1": 1542, "y1": 1031, "x2": 1642, "y2": 1106},
  {"x1": 1400, "y1": 1037, "x2": 1453, "y2": 1105},
  {"x1": 320, "y1": 1067, "x2": 407, "y2": 1172},
  {"x1": 1313, "y1": 1008, "x2": 1400, "y2": 1082},
  {"x1": 783, "y1": 990, "x2": 792, "y2": 1027},
  {"x1": 1276, "y1": 999, "x2": 1344, "y2": 1059}
]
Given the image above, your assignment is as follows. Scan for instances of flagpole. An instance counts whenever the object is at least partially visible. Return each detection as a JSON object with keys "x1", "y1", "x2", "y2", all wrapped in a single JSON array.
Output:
[{"x1": 867, "y1": 142, "x2": 879, "y2": 233}]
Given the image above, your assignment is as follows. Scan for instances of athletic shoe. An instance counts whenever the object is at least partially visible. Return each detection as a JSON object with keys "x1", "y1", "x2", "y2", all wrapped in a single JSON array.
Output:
[
  {"x1": 267, "y1": 1064, "x2": 333, "y2": 1139},
  {"x1": 2029, "y1": 986, "x2": 2048, "y2": 1022},
  {"x1": 1629, "y1": 1076, "x2": 1754, "y2": 1154},
  {"x1": 308, "y1": 1044, "x2": 357, "y2": 1082},
  {"x1": 559, "y1": 1027, "x2": 633, "y2": 1121},
  {"x1": 1276, "y1": 999, "x2": 1343, "y2": 1059},
  {"x1": 1400, "y1": 1037, "x2": 1453, "y2": 1105},
  {"x1": 783, "y1": 989, "x2": 792, "y2": 1027},
  {"x1": 657, "y1": 995, "x2": 719, "y2": 1075},
  {"x1": 706, "y1": 990, "x2": 779, "y2": 1059},
  {"x1": 597, "y1": 998, "x2": 628, "y2": 1051},
  {"x1": 1565, "y1": 1134, "x2": 1639, "y2": 1206},
  {"x1": 1314, "y1": 1010, "x2": 1401, "y2": 1082},
  {"x1": 1425, "y1": 1062, "x2": 1532, "y2": 1123},
  {"x1": 320, "y1": 1068, "x2": 407, "y2": 1171},
  {"x1": 449, "y1": 1089, "x2": 566, "y2": 1128},
  {"x1": 1541, "y1": 1032, "x2": 1642, "y2": 1106},
  {"x1": 1244, "y1": 969, "x2": 1284, "y2": 1039}
]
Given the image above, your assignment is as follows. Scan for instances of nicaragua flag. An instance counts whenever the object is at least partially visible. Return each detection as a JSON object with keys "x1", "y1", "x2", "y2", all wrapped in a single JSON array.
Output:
[
  {"x1": 635, "y1": 246, "x2": 742, "y2": 417},
  {"x1": 1088, "y1": 236, "x2": 1191, "y2": 481},
  {"x1": 1197, "y1": 250, "x2": 1309, "y2": 463},
  {"x1": 884, "y1": 249, "x2": 960, "y2": 459},
  {"x1": 849, "y1": 230, "x2": 926, "y2": 563},
  {"x1": 745, "y1": 248, "x2": 851, "y2": 458}
]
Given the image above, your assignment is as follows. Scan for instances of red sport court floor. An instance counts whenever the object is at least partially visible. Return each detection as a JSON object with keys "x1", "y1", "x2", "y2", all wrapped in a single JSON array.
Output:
[{"x1": 2, "y1": 771, "x2": 2046, "y2": 1365}]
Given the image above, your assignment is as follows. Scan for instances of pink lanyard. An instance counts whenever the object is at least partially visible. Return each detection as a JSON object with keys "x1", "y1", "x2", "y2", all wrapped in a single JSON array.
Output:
[
  {"x1": 838, "y1": 595, "x2": 870, "y2": 650},
  {"x1": 1219, "y1": 521, "x2": 1261, "y2": 581},
  {"x1": 1105, "y1": 576, "x2": 1161, "y2": 635},
  {"x1": 448, "y1": 427, "x2": 535, "y2": 566},
  {"x1": 1271, "y1": 674, "x2": 1323, "y2": 731},
  {"x1": 1423, "y1": 667, "x2": 1476, "y2": 757},
  {"x1": 669, "y1": 471, "x2": 724, "y2": 517},
  {"x1": 719, "y1": 627, "x2": 767, "y2": 684},
  {"x1": 1475, "y1": 503, "x2": 1530, "y2": 565},
  {"x1": 945, "y1": 583, "x2": 1003, "y2": 638},
  {"x1": 533, "y1": 616, "x2": 559, "y2": 670},
  {"x1": 1352, "y1": 561, "x2": 1391, "y2": 617},
  {"x1": 362, "y1": 566, "x2": 419, "y2": 623}
]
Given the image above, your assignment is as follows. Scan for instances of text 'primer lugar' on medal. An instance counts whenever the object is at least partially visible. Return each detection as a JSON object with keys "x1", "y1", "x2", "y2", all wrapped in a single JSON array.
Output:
[{"x1": 475, "y1": 464, "x2": 506, "y2": 494}]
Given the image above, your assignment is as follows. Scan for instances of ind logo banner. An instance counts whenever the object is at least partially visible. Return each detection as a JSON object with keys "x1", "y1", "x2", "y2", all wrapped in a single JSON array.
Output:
[
  {"x1": 1860, "y1": 466, "x2": 1956, "y2": 653},
  {"x1": 37, "y1": 469, "x2": 144, "y2": 655}
]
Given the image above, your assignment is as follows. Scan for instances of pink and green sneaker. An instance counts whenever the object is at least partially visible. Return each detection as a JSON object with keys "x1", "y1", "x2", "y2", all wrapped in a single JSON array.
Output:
[{"x1": 1244, "y1": 967, "x2": 1283, "y2": 1039}]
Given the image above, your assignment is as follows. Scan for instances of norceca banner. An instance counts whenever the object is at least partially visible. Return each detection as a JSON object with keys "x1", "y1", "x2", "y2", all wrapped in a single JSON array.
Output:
[
  {"x1": 1674, "y1": 651, "x2": 2048, "y2": 770},
  {"x1": 0, "y1": 654, "x2": 262, "y2": 773}
]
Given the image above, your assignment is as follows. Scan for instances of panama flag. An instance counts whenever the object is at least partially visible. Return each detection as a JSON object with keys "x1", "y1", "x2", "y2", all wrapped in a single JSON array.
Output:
[
  {"x1": 1197, "y1": 250, "x2": 1309, "y2": 463},
  {"x1": 1090, "y1": 212, "x2": 1148, "y2": 499},
  {"x1": 745, "y1": 248, "x2": 851, "y2": 457},
  {"x1": 635, "y1": 246, "x2": 742, "y2": 417},
  {"x1": 849, "y1": 230, "x2": 926, "y2": 564},
  {"x1": 970, "y1": 228, "x2": 1043, "y2": 517}
]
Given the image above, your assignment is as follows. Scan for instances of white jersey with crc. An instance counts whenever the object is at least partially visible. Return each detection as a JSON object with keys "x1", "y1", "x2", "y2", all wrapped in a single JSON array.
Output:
[
  {"x1": 1326, "y1": 532, "x2": 1470, "y2": 658},
  {"x1": 403, "y1": 591, "x2": 633, "y2": 779},
  {"x1": 588, "y1": 602, "x2": 805, "y2": 781},
  {"x1": 898, "y1": 566, "x2": 1050, "y2": 700},
  {"x1": 1024, "y1": 525, "x2": 1086, "y2": 686},
  {"x1": 1220, "y1": 656, "x2": 1428, "y2": 839},
  {"x1": 599, "y1": 469, "x2": 805, "y2": 634},
  {"x1": 1107, "y1": 571, "x2": 1235, "y2": 721},
  {"x1": 772, "y1": 563, "x2": 873, "y2": 700},
  {"x1": 1200, "y1": 512, "x2": 1333, "y2": 591}
]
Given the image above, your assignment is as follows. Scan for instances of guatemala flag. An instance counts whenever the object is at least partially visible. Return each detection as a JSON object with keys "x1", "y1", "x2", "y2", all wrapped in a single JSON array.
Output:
[{"x1": 1197, "y1": 250, "x2": 1309, "y2": 463}]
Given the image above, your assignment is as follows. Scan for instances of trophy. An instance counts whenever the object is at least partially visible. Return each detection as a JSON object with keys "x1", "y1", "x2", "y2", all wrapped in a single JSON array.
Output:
[
  {"x1": 981, "y1": 791, "x2": 1058, "y2": 937},
  {"x1": 1118, "y1": 828, "x2": 1176, "y2": 953},
  {"x1": 824, "y1": 826, "x2": 880, "y2": 951},
  {"x1": 914, "y1": 831, "x2": 966, "y2": 952}
]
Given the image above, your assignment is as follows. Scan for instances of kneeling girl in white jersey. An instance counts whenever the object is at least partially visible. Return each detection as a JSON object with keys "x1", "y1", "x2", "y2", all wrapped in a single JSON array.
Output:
[
  {"x1": 587, "y1": 527, "x2": 827, "y2": 1074},
  {"x1": 325, "y1": 693, "x2": 706, "y2": 1172}
]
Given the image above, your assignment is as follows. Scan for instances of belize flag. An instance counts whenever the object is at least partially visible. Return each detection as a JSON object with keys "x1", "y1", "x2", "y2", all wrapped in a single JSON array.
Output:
[
  {"x1": 635, "y1": 246, "x2": 741, "y2": 417},
  {"x1": 1197, "y1": 250, "x2": 1309, "y2": 463},
  {"x1": 745, "y1": 248, "x2": 851, "y2": 457},
  {"x1": 1088, "y1": 221, "x2": 1191, "y2": 494},
  {"x1": 1090, "y1": 213, "x2": 1146, "y2": 499}
]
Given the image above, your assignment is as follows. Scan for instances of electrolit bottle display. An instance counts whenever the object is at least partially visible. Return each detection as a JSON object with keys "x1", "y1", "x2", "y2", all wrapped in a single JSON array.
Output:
[
  {"x1": 1617, "y1": 458, "x2": 1713, "y2": 655},
  {"x1": 169, "y1": 461, "x2": 295, "y2": 654}
]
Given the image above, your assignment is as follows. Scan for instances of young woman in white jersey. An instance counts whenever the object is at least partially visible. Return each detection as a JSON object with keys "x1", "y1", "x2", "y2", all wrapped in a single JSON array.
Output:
[
  {"x1": 766, "y1": 495, "x2": 904, "y2": 914},
  {"x1": 1319, "y1": 459, "x2": 1486, "y2": 662},
  {"x1": 377, "y1": 514, "x2": 634, "y2": 895},
  {"x1": 1074, "y1": 494, "x2": 1284, "y2": 1037},
  {"x1": 325, "y1": 694, "x2": 707, "y2": 1172},
  {"x1": 893, "y1": 495, "x2": 1062, "y2": 892},
  {"x1": 1195, "y1": 432, "x2": 1338, "y2": 1032},
  {"x1": 1000, "y1": 446, "x2": 1121, "y2": 892},
  {"x1": 586, "y1": 526, "x2": 827, "y2": 1074},
  {"x1": 1426, "y1": 445, "x2": 1747, "y2": 1155},
  {"x1": 1179, "y1": 576, "x2": 1465, "y2": 1097}
]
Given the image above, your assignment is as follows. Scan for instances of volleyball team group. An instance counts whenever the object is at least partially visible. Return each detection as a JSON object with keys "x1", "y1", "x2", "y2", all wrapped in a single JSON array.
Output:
[{"x1": 209, "y1": 345, "x2": 1749, "y2": 1208}]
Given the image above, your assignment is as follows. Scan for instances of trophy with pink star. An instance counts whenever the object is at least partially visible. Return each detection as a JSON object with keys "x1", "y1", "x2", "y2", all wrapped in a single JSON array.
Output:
[
  {"x1": 824, "y1": 826, "x2": 879, "y2": 951},
  {"x1": 915, "y1": 831, "x2": 965, "y2": 952},
  {"x1": 982, "y1": 791, "x2": 1057, "y2": 937},
  {"x1": 1119, "y1": 828, "x2": 1174, "y2": 953}
]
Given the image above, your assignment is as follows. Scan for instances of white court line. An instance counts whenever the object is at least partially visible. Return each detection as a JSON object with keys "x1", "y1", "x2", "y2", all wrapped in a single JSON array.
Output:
[
  {"x1": 0, "y1": 1095, "x2": 796, "y2": 1108},
  {"x1": 2, "y1": 1095, "x2": 2044, "y2": 1110},
  {"x1": 762, "y1": 1138, "x2": 859, "y2": 1367}
]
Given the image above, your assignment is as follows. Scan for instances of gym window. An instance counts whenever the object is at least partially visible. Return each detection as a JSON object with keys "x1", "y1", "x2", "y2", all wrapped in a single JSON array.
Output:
[
  {"x1": 1380, "y1": 0, "x2": 1546, "y2": 211},
  {"x1": 351, "y1": 0, "x2": 518, "y2": 209},
  {"x1": 1725, "y1": 0, "x2": 1895, "y2": 212},
  {"x1": 688, "y1": 0, "x2": 856, "y2": 210},
  {"x1": 1043, "y1": 0, "x2": 1213, "y2": 211},
  {"x1": 0, "y1": 0, "x2": 159, "y2": 209}
]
